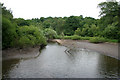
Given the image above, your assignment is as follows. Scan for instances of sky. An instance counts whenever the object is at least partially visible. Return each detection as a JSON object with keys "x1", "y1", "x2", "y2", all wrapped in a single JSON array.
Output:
[{"x1": 1, "y1": 0, "x2": 119, "y2": 19}]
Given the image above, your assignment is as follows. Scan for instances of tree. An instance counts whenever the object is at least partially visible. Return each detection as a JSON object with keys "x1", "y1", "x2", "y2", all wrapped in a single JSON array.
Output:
[
  {"x1": 88, "y1": 24, "x2": 100, "y2": 37},
  {"x1": 14, "y1": 18, "x2": 30, "y2": 26},
  {"x1": 17, "y1": 25, "x2": 46, "y2": 48},
  {"x1": 103, "y1": 24, "x2": 118, "y2": 39},
  {"x1": 1, "y1": 3, "x2": 13, "y2": 20},
  {"x1": 51, "y1": 18, "x2": 65, "y2": 35},
  {"x1": 44, "y1": 28, "x2": 57, "y2": 39},
  {"x1": 40, "y1": 17, "x2": 45, "y2": 22},
  {"x1": 75, "y1": 28, "x2": 81, "y2": 36},
  {"x1": 64, "y1": 16, "x2": 80, "y2": 35},
  {"x1": 98, "y1": 1, "x2": 120, "y2": 26},
  {"x1": 1, "y1": 3, "x2": 17, "y2": 48},
  {"x1": 81, "y1": 26, "x2": 89, "y2": 37},
  {"x1": 2, "y1": 17, "x2": 17, "y2": 48},
  {"x1": 98, "y1": 1, "x2": 120, "y2": 39},
  {"x1": 98, "y1": 1, "x2": 120, "y2": 17}
]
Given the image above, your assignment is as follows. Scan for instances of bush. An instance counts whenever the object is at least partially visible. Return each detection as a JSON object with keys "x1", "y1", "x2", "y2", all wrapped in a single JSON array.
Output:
[
  {"x1": 64, "y1": 36, "x2": 72, "y2": 39},
  {"x1": 64, "y1": 35, "x2": 81, "y2": 40},
  {"x1": 55, "y1": 35, "x2": 62, "y2": 39},
  {"x1": 81, "y1": 37, "x2": 91, "y2": 40},
  {"x1": 103, "y1": 24, "x2": 117, "y2": 39},
  {"x1": 18, "y1": 36, "x2": 31, "y2": 48},
  {"x1": 16, "y1": 25, "x2": 47, "y2": 48},
  {"x1": 90, "y1": 37, "x2": 107, "y2": 43},
  {"x1": 107, "y1": 39, "x2": 118, "y2": 43},
  {"x1": 71, "y1": 35, "x2": 81, "y2": 40},
  {"x1": 44, "y1": 28, "x2": 57, "y2": 39},
  {"x1": 75, "y1": 28, "x2": 81, "y2": 36}
]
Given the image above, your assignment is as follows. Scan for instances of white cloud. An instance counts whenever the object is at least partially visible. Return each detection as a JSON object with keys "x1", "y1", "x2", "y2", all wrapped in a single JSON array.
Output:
[{"x1": 1, "y1": 0, "x2": 119, "y2": 19}]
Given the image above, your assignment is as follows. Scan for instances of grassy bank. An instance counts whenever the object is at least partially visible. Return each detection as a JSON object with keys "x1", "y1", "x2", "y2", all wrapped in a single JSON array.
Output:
[{"x1": 56, "y1": 35, "x2": 118, "y2": 43}]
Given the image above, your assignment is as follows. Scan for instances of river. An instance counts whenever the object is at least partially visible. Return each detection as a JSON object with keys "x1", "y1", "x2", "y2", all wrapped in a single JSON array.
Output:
[{"x1": 2, "y1": 42, "x2": 120, "y2": 78}]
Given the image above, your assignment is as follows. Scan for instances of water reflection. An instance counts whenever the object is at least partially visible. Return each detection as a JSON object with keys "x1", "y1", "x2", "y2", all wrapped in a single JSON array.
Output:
[
  {"x1": 97, "y1": 55, "x2": 119, "y2": 78},
  {"x1": 2, "y1": 43, "x2": 120, "y2": 78},
  {"x1": 2, "y1": 59, "x2": 20, "y2": 78}
]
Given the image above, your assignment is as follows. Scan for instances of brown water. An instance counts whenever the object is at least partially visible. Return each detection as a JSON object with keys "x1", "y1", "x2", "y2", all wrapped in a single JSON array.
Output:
[{"x1": 2, "y1": 43, "x2": 120, "y2": 78}]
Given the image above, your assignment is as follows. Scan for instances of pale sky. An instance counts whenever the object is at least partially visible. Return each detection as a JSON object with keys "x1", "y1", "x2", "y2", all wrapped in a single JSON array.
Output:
[{"x1": 1, "y1": 0, "x2": 119, "y2": 19}]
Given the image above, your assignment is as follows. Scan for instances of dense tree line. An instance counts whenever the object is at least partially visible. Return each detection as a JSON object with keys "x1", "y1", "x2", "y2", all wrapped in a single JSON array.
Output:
[
  {"x1": 1, "y1": 3, "x2": 47, "y2": 49},
  {"x1": 1, "y1": 0, "x2": 120, "y2": 49}
]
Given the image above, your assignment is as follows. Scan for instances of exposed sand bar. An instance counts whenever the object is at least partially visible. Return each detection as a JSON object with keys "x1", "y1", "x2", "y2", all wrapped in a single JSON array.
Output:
[{"x1": 52, "y1": 39, "x2": 119, "y2": 60}]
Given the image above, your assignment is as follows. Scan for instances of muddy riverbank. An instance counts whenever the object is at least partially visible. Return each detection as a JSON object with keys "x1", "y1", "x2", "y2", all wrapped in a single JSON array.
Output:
[
  {"x1": 51, "y1": 39, "x2": 119, "y2": 60},
  {"x1": 2, "y1": 46, "x2": 41, "y2": 60},
  {"x1": 2, "y1": 39, "x2": 119, "y2": 60}
]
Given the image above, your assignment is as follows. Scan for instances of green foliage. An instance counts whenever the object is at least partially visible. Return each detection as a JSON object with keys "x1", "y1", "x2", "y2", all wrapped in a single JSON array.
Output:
[
  {"x1": 14, "y1": 18, "x2": 30, "y2": 26},
  {"x1": 2, "y1": 0, "x2": 119, "y2": 49},
  {"x1": 98, "y1": 1, "x2": 120, "y2": 17},
  {"x1": 18, "y1": 36, "x2": 31, "y2": 48},
  {"x1": 103, "y1": 24, "x2": 118, "y2": 39},
  {"x1": 64, "y1": 35, "x2": 81, "y2": 40},
  {"x1": 64, "y1": 36, "x2": 73, "y2": 39},
  {"x1": 81, "y1": 26, "x2": 89, "y2": 36},
  {"x1": 44, "y1": 28, "x2": 57, "y2": 39},
  {"x1": 64, "y1": 36, "x2": 92, "y2": 40},
  {"x1": 98, "y1": 1, "x2": 120, "y2": 40},
  {"x1": 88, "y1": 24, "x2": 100, "y2": 37},
  {"x1": 107, "y1": 39, "x2": 118, "y2": 43},
  {"x1": 81, "y1": 37, "x2": 92, "y2": 40},
  {"x1": 1, "y1": 3, "x2": 13, "y2": 20},
  {"x1": 55, "y1": 35, "x2": 62, "y2": 39},
  {"x1": 64, "y1": 36, "x2": 118, "y2": 43},
  {"x1": 90, "y1": 37, "x2": 107, "y2": 43},
  {"x1": 16, "y1": 26, "x2": 47, "y2": 48},
  {"x1": 2, "y1": 16, "x2": 17, "y2": 48},
  {"x1": 1, "y1": 3, "x2": 17, "y2": 49},
  {"x1": 90, "y1": 37, "x2": 118, "y2": 43},
  {"x1": 71, "y1": 35, "x2": 81, "y2": 40},
  {"x1": 75, "y1": 28, "x2": 81, "y2": 36},
  {"x1": 64, "y1": 16, "x2": 80, "y2": 35}
]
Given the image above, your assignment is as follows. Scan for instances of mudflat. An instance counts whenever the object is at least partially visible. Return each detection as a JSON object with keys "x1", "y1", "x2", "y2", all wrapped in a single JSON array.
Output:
[
  {"x1": 2, "y1": 39, "x2": 119, "y2": 60},
  {"x1": 52, "y1": 39, "x2": 119, "y2": 60},
  {"x1": 2, "y1": 46, "x2": 40, "y2": 60}
]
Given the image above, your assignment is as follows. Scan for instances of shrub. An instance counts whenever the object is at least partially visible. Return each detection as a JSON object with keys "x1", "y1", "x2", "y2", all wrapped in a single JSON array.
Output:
[
  {"x1": 75, "y1": 28, "x2": 81, "y2": 36},
  {"x1": 81, "y1": 37, "x2": 91, "y2": 40},
  {"x1": 16, "y1": 25, "x2": 47, "y2": 48},
  {"x1": 44, "y1": 28, "x2": 57, "y2": 39},
  {"x1": 64, "y1": 35, "x2": 81, "y2": 40},
  {"x1": 56, "y1": 35, "x2": 62, "y2": 39},
  {"x1": 64, "y1": 36, "x2": 72, "y2": 39},
  {"x1": 90, "y1": 37, "x2": 107, "y2": 43},
  {"x1": 18, "y1": 36, "x2": 31, "y2": 48},
  {"x1": 103, "y1": 24, "x2": 117, "y2": 39},
  {"x1": 71, "y1": 35, "x2": 81, "y2": 40},
  {"x1": 107, "y1": 39, "x2": 118, "y2": 43}
]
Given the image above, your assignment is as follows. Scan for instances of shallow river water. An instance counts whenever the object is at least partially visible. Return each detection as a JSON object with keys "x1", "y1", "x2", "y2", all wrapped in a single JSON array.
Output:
[{"x1": 2, "y1": 43, "x2": 120, "y2": 78}]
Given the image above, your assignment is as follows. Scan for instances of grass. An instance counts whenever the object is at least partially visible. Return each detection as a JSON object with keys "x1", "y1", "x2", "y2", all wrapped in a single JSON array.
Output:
[
  {"x1": 106, "y1": 39, "x2": 118, "y2": 43},
  {"x1": 63, "y1": 35, "x2": 92, "y2": 40},
  {"x1": 56, "y1": 35, "x2": 118, "y2": 43},
  {"x1": 64, "y1": 35, "x2": 82, "y2": 40},
  {"x1": 89, "y1": 37, "x2": 107, "y2": 43},
  {"x1": 71, "y1": 35, "x2": 81, "y2": 40}
]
